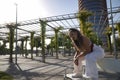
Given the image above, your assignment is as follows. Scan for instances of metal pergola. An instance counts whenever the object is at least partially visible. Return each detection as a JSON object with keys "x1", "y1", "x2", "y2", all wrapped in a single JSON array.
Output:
[{"x1": 0, "y1": 6, "x2": 120, "y2": 41}]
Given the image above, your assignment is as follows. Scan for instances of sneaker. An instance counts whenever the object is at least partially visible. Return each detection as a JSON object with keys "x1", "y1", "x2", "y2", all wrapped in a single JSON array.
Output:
[
  {"x1": 82, "y1": 74, "x2": 91, "y2": 79},
  {"x1": 72, "y1": 73, "x2": 82, "y2": 78}
]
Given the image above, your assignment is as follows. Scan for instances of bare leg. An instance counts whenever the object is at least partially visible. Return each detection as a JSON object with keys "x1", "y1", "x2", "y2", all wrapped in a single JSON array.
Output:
[{"x1": 73, "y1": 57, "x2": 84, "y2": 75}]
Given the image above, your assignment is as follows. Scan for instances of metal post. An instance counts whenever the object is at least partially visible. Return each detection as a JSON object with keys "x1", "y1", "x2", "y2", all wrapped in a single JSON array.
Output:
[
  {"x1": 15, "y1": 3, "x2": 18, "y2": 63},
  {"x1": 110, "y1": 0, "x2": 117, "y2": 59}
]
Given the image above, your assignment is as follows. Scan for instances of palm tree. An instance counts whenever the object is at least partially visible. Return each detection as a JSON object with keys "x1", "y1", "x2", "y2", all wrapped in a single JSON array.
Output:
[
  {"x1": 3, "y1": 40, "x2": 7, "y2": 49},
  {"x1": 49, "y1": 37, "x2": 55, "y2": 56},
  {"x1": 0, "y1": 40, "x2": 7, "y2": 55},
  {"x1": 24, "y1": 36, "x2": 29, "y2": 58},
  {"x1": 85, "y1": 22, "x2": 101, "y2": 44},
  {"x1": 65, "y1": 36, "x2": 72, "y2": 56},
  {"x1": 62, "y1": 34, "x2": 66, "y2": 57},
  {"x1": 77, "y1": 10, "x2": 102, "y2": 45},
  {"x1": 116, "y1": 22, "x2": 120, "y2": 37},
  {"x1": 116, "y1": 38, "x2": 120, "y2": 51},
  {"x1": 6, "y1": 23, "x2": 15, "y2": 63},
  {"x1": 34, "y1": 36, "x2": 41, "y2": 56},
  {"x1": 59, "y1": 33, "x2": 67, "y2": 57},
  {"x1": 53, "y1": 26, "x2": 63, "y2": 59},
  {"x1": 77, "y1": 10, "x2": 92, "y2": 34},
  {"x1": 85, "y1": 22, "x2": 93, "y2": 37},
  {"x1": 20, "y1": 38, "x2": 25, "y2": 57},
  {"x1": 30, "y1": 31, "x2": 35, "y2": 59},
  {"x1": 105, "y1": 27, "x2": 112, "y2": 54},
  {"x1": 40, "y1": 20, "x2": 46, "y2": 63}
]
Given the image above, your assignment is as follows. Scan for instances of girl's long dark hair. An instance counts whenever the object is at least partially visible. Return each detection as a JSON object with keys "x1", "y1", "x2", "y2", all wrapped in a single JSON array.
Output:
[{"x1": 69, "y1": 28, "x2": 83, "y2": 48}]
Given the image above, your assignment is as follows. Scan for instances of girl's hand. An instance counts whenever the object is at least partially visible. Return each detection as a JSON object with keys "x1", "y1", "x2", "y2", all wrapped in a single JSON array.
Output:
[
  {"x1": 76, "y1": 52, "x2": 84, "y2": 58},
  {"x1": 74, "y1": 58, "x2": 78, "y2": 66}
]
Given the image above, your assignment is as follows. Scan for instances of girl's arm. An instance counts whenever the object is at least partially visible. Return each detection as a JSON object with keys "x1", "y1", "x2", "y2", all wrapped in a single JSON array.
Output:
[
  {"x1": 74, "y1": 51, "x2": 80, "y2": 58},
  {"x1": 75, "y1": 37, "x2": 92, "y2": 59},
  {"x1": 71, "y1": 39, "x2": 82, "y2": 59},
  {"x1": 75, "y1": 51, "x2": 86, "y2": 59},
  {"x1": 71, "y1": 39, "x2": 81, "y2": 52}
]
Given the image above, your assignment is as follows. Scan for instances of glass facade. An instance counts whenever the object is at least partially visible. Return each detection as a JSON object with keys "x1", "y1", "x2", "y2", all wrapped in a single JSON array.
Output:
[{"x1": 78, "y1": 0, "x2": 108, "y2": 45}]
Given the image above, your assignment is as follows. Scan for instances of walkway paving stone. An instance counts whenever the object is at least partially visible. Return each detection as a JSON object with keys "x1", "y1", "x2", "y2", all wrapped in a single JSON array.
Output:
[{"x1": 0, "y1": 54, "x2": 120, "y2": 80}]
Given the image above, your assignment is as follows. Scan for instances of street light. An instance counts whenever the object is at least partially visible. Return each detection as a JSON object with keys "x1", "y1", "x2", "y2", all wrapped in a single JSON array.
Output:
[
  {"x1": 110, "y1": 0, "x2": 117, "y2": 59},
  {"x1": 15, "y1": 3, "x2": 18, "y2": 63}
]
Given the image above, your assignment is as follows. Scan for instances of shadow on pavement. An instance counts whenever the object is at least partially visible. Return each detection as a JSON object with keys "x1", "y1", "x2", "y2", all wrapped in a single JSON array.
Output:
[
  {"x1": 99, "y1": 71, "x2": 120, "y2": 80},
  {"x1": 5, "y1": 63, "x2": 41, "y2": 80}
]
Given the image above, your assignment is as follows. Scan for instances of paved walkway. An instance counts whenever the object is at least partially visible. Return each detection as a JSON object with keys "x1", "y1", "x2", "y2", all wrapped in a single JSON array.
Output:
[{"x1": 0, "y1": 54, "x2": 120, "y2": 80}]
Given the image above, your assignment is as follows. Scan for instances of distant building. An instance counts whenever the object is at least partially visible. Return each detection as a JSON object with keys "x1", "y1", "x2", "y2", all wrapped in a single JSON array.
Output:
[{"x1": 78, "y1": 0, "x2": 108, "y2": 45}]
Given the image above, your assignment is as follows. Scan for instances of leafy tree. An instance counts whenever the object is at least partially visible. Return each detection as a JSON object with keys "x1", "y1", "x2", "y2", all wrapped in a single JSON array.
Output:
[
  {"x1": 30, "y1": 31, "x2": 35, "y2": 59},
  {"x1": 40, "y1": 20, "x2": 46, "y2": 63},
  {"x1": 53, "y1": 26, "x2": 63, "y2": 59},
  {"x1": 105, "y1": 27, "x2": 112, "y2": 54},
  {"x1": 116, "y1": 38, "x2": 120, "y2": 51},
  {"x1": 64, "y1": 36, "x2": 72, "y2": 56},
  {"x1": 77, "y1": 10, "x2": 92, "y2": 34},
  {"x1": 85, "y1": 22, "x2": 94, "y2": 38},
  {"x1": 116, "y1": 22, "x2": 120, "y2": 37},
  {"x1": 0, "y1": 40, "x2": 7, "y2": 55},
  {"x1": 77, "y1": 10, "x2": 102, "y2": 45},
  {"x1": 6, "y1": 23, "x2": 15, "y2": 63},
  {"x1": 24, "y1": 36, "x2": 29, "y2": 58},
  {"x1": 20, "y1": 38, "x2": 25, "y2": 56},
  {"x1": 49, "y1": 37, "x2": 55, "y2": 56},
  {"x1": 34, "y1": 36, "x2": 41, "y2": 56}
]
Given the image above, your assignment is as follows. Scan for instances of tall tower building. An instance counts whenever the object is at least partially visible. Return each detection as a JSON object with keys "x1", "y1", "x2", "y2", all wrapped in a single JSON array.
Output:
[{"x1": 78, "y1": 0, "x2": 108, "y2": 45}]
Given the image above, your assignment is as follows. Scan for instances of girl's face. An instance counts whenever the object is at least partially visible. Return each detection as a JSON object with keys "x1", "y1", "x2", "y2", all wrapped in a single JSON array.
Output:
[{"x1": 69, "y1": 31, "x2": 77, "y2": 40}]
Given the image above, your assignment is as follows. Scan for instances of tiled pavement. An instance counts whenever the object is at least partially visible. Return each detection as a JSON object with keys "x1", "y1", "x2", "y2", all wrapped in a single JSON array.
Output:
[{"x1": 0, "y1": 54, "x2": 120, "y2": 80}]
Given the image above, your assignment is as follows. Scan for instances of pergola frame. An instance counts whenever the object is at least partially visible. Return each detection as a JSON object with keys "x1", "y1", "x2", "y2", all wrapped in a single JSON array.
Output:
[{"x1": 0, "y1": 6, "x2": 120, "y2": 41}]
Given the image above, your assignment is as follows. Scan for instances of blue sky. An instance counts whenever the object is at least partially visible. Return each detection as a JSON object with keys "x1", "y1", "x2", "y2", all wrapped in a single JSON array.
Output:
[
  {"x1": 0, "y1": 0, "x2": 120, "y2": 24},
  {"x1": 107, "y1": 0, "x2": 120, "y2": 8}
]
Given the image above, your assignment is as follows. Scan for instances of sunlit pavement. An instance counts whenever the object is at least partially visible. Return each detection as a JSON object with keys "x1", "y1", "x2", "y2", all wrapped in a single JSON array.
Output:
[
  {"x1": 0, "y1": 53, "x2": 120, "y2": 80},
  {"x1": 97, "y1": 57, "x2": 120, "y2": 80}
]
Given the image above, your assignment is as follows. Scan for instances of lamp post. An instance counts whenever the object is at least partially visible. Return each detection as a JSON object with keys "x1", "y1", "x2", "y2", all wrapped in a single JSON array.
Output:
[
  {"x1": 110, "y1": 0, "x2": 117, "y2": 59},
  {"x1": 15, "y1": 3, "x2": 18, "y2": 63}
]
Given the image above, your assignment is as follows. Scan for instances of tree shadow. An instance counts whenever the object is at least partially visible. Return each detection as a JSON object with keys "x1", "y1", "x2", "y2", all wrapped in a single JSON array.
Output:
[
  {"x1": 5, "y1": 63, "x2": 41, "y2": 80},
  {"x1": 20, "y1": 56, "x2": 73, "y2": 80},
  {"x1": 31, "y1": 56, "x2": 73, "y2": 69},
  {"x1": 99, "y1": 71, "x2": 120, "y2": 80},
  {"x1": 3, "y1": 55, "x2": 74, "y2": 80}
]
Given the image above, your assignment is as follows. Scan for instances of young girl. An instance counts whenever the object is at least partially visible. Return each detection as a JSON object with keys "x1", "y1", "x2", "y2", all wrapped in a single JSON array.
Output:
[{"x1": 68, "y1": 28, "x2": 105, "y2": 80}]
